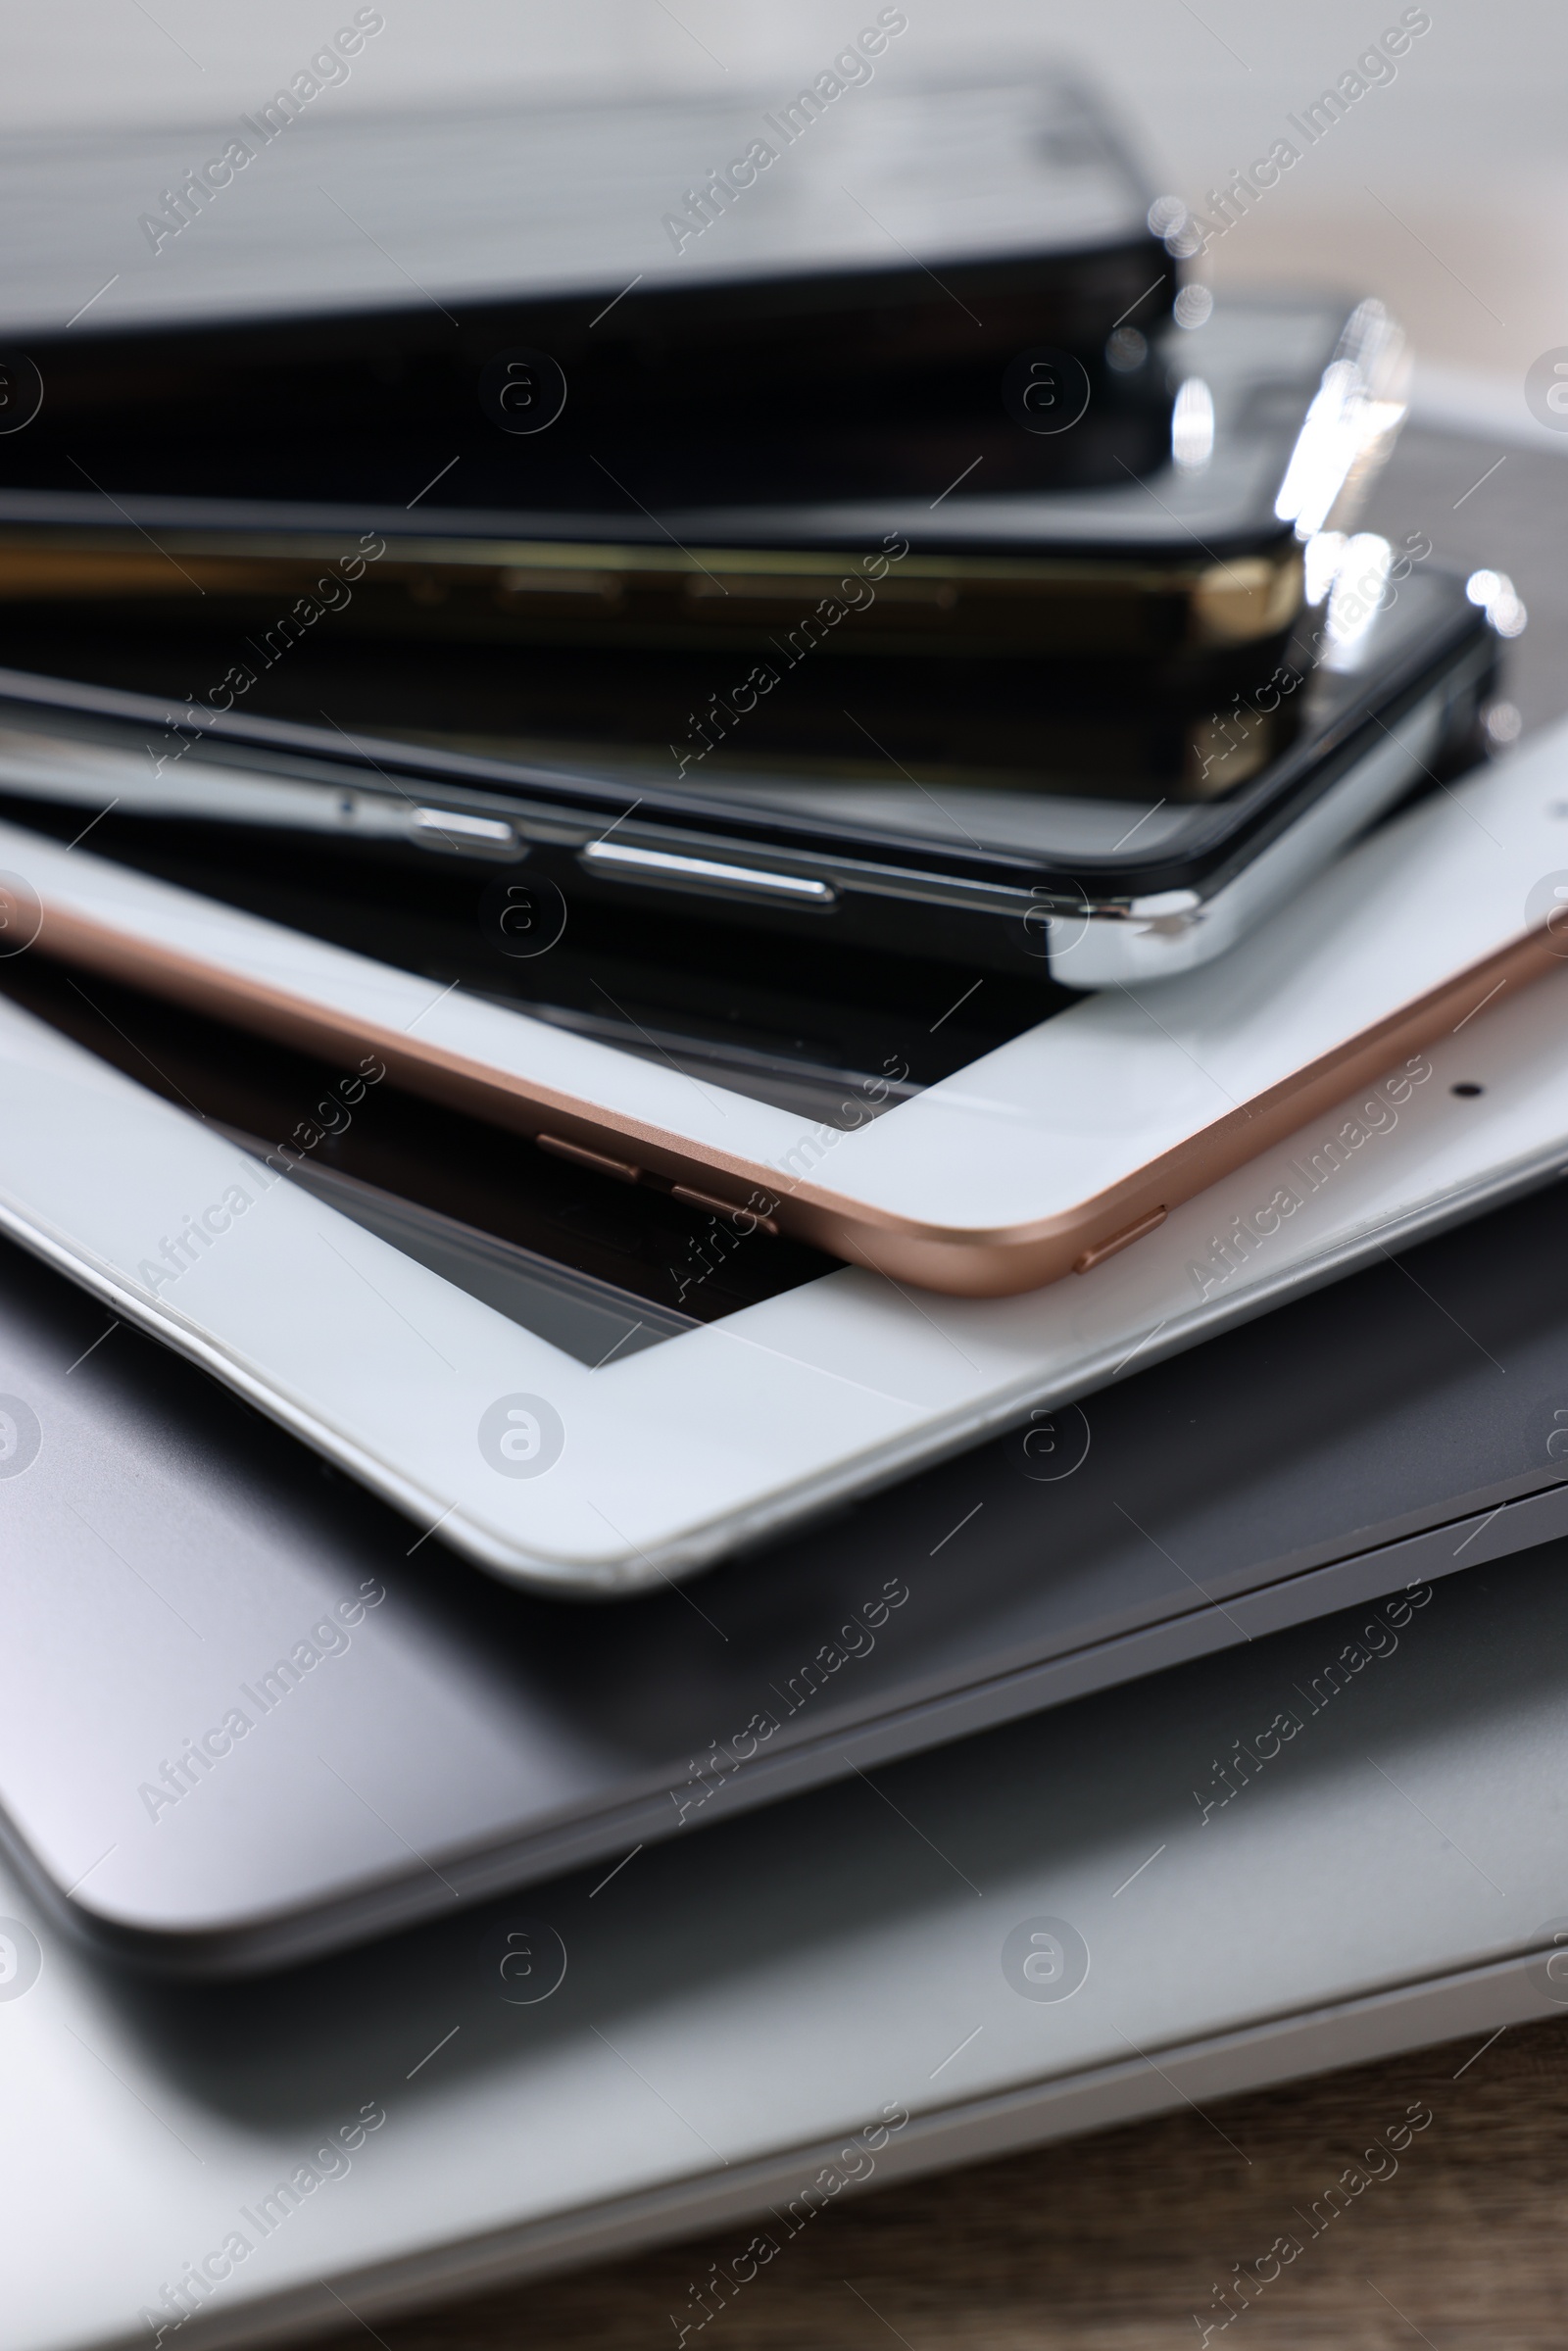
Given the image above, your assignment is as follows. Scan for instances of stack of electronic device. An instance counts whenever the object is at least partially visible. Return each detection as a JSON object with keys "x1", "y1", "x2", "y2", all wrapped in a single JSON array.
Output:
[{"x1": 3, "y1": 65, "x2": 1568, "y2": 2351}]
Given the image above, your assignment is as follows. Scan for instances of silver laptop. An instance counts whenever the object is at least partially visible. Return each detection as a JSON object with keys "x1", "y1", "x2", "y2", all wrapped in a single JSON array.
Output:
[{"x1": 5, "y1": 1497, "x2": 1566, "y2": 2351}]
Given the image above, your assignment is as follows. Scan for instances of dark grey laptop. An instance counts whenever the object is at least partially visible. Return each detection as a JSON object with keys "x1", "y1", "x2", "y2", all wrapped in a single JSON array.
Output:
[{"x1": 4, "y1": 1167, "x2": 1567, "y2": 1976}]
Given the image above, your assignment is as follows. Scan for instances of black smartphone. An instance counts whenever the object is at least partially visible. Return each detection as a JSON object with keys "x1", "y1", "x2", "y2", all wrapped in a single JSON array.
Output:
[
  {"x1": 0, "y1": 556, "x2": 1494, "y2": 986},
  {"x1": 0, "y1": 297, "x2": 1398, "y2": 731},
  {"x1": 1, "y1": 73, "x2": 1174, "y2": 509}
]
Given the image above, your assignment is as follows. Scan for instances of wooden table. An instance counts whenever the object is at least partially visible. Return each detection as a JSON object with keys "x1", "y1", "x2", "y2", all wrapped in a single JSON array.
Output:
[
  {"x1": 318, "y1": 2017, "x2": 1566, "y2": 2349},
  {"x1": 315, "y1": 423, "x2": 1568, "y2": 2351}
]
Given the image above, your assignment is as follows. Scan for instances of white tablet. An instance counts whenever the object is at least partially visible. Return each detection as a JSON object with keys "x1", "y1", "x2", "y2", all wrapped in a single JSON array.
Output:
[{"x1": 1, "y1": 725, "x2": 1567, "y2": 1591}]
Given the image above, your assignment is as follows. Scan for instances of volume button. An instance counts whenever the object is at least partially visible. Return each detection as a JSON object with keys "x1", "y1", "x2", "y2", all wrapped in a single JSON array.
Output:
[
  {"x1": 1072, "y1": 1206, "x2": 1167, "y2": 1275},
  {"x1": 536, "y1": 1133, "x2": 642, "y2": 1184}
]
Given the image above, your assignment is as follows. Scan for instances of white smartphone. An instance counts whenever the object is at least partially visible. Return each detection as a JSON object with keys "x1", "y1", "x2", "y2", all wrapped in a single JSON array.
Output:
[{"x1": 0, "y1": 721, "x2": 1561, "y2": 1298}]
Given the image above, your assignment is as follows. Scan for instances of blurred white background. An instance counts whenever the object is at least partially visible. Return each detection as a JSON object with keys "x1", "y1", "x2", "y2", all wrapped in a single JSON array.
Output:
[{"x1": 5, "y1": 1, "x2": 1565, "y2": 431}]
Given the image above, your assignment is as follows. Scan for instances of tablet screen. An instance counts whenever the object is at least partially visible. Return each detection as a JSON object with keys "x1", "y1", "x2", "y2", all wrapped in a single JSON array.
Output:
[{"x1": 0, "y1": 954, "x2": 840, "y2": 1343}]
